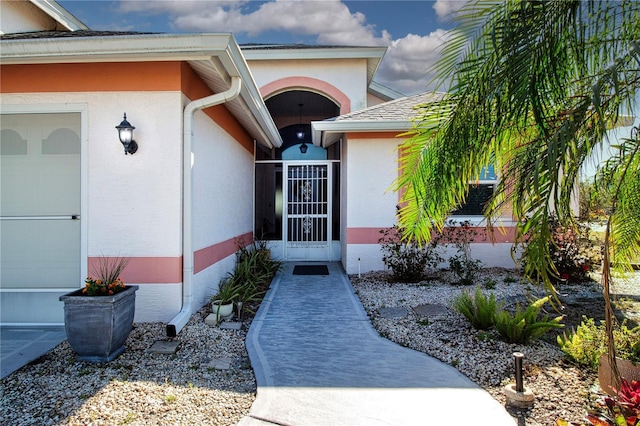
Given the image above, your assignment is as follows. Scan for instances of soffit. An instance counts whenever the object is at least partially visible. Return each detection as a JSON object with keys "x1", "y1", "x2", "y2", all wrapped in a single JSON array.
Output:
[{"x1": 187, "y1": 57, "x2": 280, "y2": 148}]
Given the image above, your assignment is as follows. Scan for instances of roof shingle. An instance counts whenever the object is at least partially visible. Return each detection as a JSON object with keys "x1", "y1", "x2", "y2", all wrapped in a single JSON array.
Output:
[
  {"x1": 0, "y1": 30, "x2": 157, "y2": 41},
  {"x1": 335, "y1": 91, "x2": 445, "y2": 122}
]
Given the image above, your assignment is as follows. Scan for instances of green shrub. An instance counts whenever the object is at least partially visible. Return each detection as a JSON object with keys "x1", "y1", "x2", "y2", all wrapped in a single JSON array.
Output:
[
  {"x1": 494, "y1": 296, "x2": 564, "y2": 343},
  {"x1": 557, "y1": 316, "x2": 640, "y2": 369},
  {"x1": 236, "y1": 237, "x2": 282, "y2": 286},
  {"x1": 379, "y1": 225, "x2": 442, "y2": 282},
  {"x1": 441, "y1": 220, "x2": 483, "y2": 285},
  {"x1": 452, "y1": 287, "x2": 502, "y2": 330},
  {"x1": 483, "y1": 278, "x2": 497, "y2": 290},
  {"x1": 524, "y1": 216, "x2": 599, "y2": 284}
]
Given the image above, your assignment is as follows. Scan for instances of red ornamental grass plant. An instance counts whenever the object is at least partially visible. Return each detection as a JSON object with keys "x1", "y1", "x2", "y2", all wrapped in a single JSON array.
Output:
[{"x1": 83, "y1": 256, "x2": 130, "y2": 296}]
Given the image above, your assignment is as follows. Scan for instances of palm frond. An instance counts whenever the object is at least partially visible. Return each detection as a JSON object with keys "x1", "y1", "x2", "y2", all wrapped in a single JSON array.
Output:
[{"x1": 396, "y1": 0, "x2": 640, "y2": 297}]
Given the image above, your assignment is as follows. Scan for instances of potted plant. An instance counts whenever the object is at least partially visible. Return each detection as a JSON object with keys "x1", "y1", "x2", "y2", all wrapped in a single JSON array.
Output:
[
  {"x1": 59, "y1": 256, "x2": 138, "y2": 363},
  {"x1": 211, "y1": 278, "x2": 239, "y2": 323}
]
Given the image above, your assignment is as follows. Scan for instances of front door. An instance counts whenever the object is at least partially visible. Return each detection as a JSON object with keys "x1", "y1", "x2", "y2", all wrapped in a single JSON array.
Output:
[
  {"x1": 1, "y1": 112, "x2": 81, "y2": 324},
  {"x1": 284, "y1": 163, "x2": 331, "y2": 260}
]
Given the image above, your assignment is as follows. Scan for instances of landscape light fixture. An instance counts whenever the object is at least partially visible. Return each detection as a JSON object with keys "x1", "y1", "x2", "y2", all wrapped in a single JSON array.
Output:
[{"x1": 115, "y1": 113, "x2": 138, "y2": 155}]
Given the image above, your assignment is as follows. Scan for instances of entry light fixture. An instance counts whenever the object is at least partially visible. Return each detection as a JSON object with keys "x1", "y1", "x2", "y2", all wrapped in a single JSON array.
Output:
[
  {"x1": 115, "y1": 113, "x2": 138, "y2": 155},
  {"x1": 296, "y1": 103, "x2": 307, "y2": 153}
]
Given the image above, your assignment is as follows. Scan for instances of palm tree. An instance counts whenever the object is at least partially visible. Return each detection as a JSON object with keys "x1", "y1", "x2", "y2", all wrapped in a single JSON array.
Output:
[{"x1": 396, "y1": 0, "x2": 640, "y2": 384}]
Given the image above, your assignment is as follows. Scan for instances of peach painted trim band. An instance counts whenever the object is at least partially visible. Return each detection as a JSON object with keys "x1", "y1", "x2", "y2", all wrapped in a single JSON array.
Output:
[
  {"x1": 260, "y1": 76, "x2": 351, "y2": 114},
  {"x1": 1, "y1": 62, "x2": 182, "y2": 93},
  {"x1": 193, "y1": 232, "x2": 254, "y2": 274},
  {"x1": 347, "y1": 227, "x2": 517, "y2": 244},
  {"x1": 88, "y1": 257, "x2": 183, "y2": 284},
  {"x1": 347, "y1": 228, "x2": 384, "y2": 245}
]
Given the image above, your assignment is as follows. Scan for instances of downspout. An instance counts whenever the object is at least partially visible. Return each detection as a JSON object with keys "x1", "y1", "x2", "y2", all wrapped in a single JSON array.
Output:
[{"x1": 166, "y1": 75, "x2": 242, "y2": 337}]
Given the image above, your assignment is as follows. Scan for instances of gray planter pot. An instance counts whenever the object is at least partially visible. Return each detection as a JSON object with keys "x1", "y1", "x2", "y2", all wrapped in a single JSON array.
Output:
[{"x1": 60, "y1": 285, "x2": 138, "y2": 362}]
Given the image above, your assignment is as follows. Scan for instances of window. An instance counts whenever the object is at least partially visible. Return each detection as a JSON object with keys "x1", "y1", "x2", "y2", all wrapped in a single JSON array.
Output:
[{"x1": 451, "y1": 166, "x2": 497, "y2": 216}]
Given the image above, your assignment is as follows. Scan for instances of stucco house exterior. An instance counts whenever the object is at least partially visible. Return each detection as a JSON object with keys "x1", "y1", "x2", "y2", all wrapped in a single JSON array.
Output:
[{"x1": 1, "y1": 0, "x2": 518, "y2": 332}]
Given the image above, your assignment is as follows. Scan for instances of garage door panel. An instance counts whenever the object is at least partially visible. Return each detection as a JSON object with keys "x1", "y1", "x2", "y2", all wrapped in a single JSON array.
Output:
[
  {"x1": 1, "y1": 292, "x2": 66, "y2": 324},
  {"x1": 1, "y1": 112, "x2": 81, "y2": 324},
  {"x1": 38, "y1": 160, "x2": 81, "y2": 213},
  {"x1": 1, "y1": 219, "x2": 80, "y2": 288}
]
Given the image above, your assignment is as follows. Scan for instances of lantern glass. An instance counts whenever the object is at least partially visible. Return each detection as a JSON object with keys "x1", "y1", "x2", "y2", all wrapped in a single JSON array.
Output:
[{"x1": 119, "y1": 128, "x2": 133, "y2": 144}]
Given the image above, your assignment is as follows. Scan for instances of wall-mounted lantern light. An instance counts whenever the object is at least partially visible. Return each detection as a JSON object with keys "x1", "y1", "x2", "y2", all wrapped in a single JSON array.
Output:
[{"x1": 115, "y1": 113, "x2": 138, "y2": 155}]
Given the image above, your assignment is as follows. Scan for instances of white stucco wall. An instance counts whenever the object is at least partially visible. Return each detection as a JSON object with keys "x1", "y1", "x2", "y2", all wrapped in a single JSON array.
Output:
[
  {"x1": 342, "y1": 135, "x2": 520, "y2": 274},
  {"x1": 346, "y1": 137, "x2": 399, "y2": 227},
  {"x1": 343, "y1": 137, "x2": 398, "y2": 273},
  {"x1": 248, "y1": 59, "x2": 369, "y2": 112},
  {"x1": 190, "y1": 107, "x2": 256, "y2": 309},
  {"x1": 85, "y1": 94, "x2": 183, "y2": 257}
]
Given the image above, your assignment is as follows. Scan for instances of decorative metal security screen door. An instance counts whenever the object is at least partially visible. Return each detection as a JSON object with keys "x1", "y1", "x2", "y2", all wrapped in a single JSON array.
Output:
[{"x1": 284, "y1": 163, "x2": 331, "y2": 260}]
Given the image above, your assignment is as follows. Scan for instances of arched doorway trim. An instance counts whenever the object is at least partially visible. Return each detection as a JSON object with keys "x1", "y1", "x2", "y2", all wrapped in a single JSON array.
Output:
[{"x1": 260, "y1": 77, "x2": 351, "y2": 114}]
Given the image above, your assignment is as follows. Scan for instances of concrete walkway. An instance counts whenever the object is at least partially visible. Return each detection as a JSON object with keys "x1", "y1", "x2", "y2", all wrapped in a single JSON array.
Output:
[
  {"x1": 1, "y1": 325, "x2": 66, "y2": 379},
  {"x1": 240, "y1": 262, "x2": 515, "y2": 426}
]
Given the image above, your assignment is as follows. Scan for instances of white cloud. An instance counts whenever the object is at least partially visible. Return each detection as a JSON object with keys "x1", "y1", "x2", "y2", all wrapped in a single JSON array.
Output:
[
  {"x1": 120, "y1": 0, "x2": 376, "y2": 39},
  {"x1": 115, "y1": 0, "x2": 450, "y2": 94},
  {"x1": 377, "y1": 30, "x2": 449, "y2": 94},
  {"x1": 432, "y1": 0, "x2": 467, "y2": 20}
]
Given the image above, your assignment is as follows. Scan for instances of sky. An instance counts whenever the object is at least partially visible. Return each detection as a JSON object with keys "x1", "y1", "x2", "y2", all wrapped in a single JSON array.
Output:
[{"x1": 58, "y1": 0, "x2": 467, "y2": 95}]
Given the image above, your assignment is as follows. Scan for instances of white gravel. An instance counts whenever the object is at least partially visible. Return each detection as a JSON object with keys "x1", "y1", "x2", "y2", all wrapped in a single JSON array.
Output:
[
  {"x1": 2, "y1": 268, "x2": 637, "y2": 426},
  {"x1": 0, "y1": 307, "x2": 256, "y2": 426},
  {"x1": 351, "y1": 268, "x2": 640, "y2": 426}
]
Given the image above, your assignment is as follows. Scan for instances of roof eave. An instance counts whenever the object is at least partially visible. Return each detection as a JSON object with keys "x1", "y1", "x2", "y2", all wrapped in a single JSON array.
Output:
[
  {"x1": 223, "y1": 41, "x2": 282, "y2": 148},
  {"x1": 368, "y1": 81, "x2": 405, "y2": 101},
  {"x1": 0, "y1": 33, "x2": 235, "y2": 64},
  {"x1": 311, "y1": 120, "x2": 411, "y2": 147}
]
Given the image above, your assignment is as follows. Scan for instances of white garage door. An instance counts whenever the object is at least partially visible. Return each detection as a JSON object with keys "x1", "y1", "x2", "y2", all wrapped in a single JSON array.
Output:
[{"x1": 1, "y1": 113, "x2": 81, "y2": 324}]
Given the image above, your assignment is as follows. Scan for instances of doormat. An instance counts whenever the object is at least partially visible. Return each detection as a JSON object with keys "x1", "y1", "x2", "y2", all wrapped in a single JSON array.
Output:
[{"x1": 292, "y1": 265, "x2": 329, "y2": 275}]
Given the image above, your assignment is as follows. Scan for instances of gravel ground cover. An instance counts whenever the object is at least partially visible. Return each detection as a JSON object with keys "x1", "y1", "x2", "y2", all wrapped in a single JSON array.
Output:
[
  {"x1": 2, "y1": 269, "x2": 638, "y2": 426},
  {"x1": 351, "y1": 268, "x2": 640, "y2": 426},
  {"x1": 0, "y1": 308, "x2": 256, "y2": 426}
]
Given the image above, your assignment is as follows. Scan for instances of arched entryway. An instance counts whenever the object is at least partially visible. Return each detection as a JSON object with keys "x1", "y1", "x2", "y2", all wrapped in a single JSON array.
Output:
[{"x1": 255, "y1": 90, "x2": 342, "y2": 261}]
